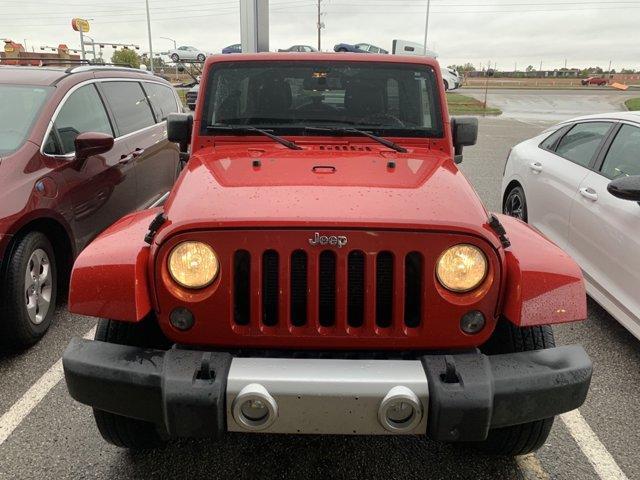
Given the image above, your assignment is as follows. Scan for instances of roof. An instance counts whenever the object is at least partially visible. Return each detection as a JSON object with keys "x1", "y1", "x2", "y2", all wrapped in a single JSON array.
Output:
[
  {"x1": 0, "y1": 65, "x2": 153, "y2": 86},
  {"x1": 561, "y1": 110, "x2": 640, "y2": 125}
]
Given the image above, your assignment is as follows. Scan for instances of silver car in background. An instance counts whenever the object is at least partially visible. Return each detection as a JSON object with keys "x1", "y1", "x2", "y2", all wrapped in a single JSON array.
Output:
[{"x1": 502, "y1": 111, "x2": 640, "y2": 339}]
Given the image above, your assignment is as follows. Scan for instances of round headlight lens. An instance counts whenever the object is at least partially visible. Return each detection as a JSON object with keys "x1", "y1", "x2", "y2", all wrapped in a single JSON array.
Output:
[
  {"x1": 436, "y1": 244, "x2": 488, "y2": 293},
  {"x1": 168, "y1": 241, "x2": 219, "y2": 289}
]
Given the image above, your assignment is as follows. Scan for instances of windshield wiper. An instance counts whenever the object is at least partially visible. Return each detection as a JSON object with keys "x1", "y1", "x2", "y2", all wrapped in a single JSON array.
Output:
[
  {"x1": 206, "y1": 125, "x2": 303, "y2": 150},
  {"x1": 303, "y1": 126, "x2": 407, "y2": 153}
]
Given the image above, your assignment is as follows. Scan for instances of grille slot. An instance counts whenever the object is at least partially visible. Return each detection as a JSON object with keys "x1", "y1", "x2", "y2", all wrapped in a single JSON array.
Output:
[
  {"x1": 318, "y1": 251, "x2": 336, "y2": 327},
  {"x1": 375, "y1": 252, "x2": 394, "y2": 328},
  {"x1": 262, "y1": 250, "x2": 279, "y2": 327},
  {"x1": 347, "y1": 251, "x2": 365, "y2": 328},
  {"x1": 404, "y1": 252, "x2": 423, "y2": 328},
  {"x1": 290, "y1": 250, "x2": 308, "y2": 327},
  {"x1": 233, "y1": 250, "x2": 251, "y2": 325}
]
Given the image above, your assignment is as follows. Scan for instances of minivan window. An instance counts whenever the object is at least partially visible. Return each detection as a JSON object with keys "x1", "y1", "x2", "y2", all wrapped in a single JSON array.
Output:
[
  {"x1": 144, "y1": 82, "x2": 179, "y2": 121},
  {"x1": 51, "y1": 84, "x2": 112, "y2": 154},
  {"x1": 554, "y1": 122, "x2": 611, "y2": 167},
  {"x1": 101, "y1": 81, "x2": 155, "y2": 136},
  {"x1": 600, "y1": 124, "x2": 640, "y2": 179},
  {"x1": 0, "y1": 85, "x2": 52, "y2": 155}
]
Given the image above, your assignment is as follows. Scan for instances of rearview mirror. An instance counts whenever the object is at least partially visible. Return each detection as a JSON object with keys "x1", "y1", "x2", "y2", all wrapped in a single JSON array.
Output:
[
  {"x1": 451, "y1": 116, "x2": 478, "y2": 164},
  {"x1": 607, "y1": 175, "x2": 640, "y2": 202},
  {"x1": 74, "y1": 132, "x2": 114, "y2": 168}
]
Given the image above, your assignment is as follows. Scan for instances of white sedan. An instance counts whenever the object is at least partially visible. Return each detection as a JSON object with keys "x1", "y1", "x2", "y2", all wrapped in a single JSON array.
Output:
[
  {"x1": 168, "y1": 46, "x2": 209, "y2": 62},
  {"x1": 502, "y1": 111, "x2": 640, "y2": 340}
]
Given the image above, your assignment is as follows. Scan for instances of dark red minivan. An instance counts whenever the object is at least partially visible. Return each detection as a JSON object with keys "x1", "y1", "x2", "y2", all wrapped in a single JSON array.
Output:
[{"x1": 0, "y1": 65, "x2": 181, "y2": 348}]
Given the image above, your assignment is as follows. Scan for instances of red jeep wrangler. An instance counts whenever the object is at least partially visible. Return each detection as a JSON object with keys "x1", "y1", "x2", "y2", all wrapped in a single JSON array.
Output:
[{"x1": 63, "y1": 53, "x2": 592, "y2": 455}]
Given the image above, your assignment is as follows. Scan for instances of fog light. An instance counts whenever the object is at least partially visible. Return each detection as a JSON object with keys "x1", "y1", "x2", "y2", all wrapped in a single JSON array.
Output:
[
  {"x1": 232, "y1": 383, "x2": 278, "y2": 431},
  {"x1": 170, "y1": 307, "x2": 195, "y2": 331},
  {"x1": 460, "y1": 310, "x2": 485, "y2": 334},
  {"x1": 378, "y1": 386, "x2": 422, "y2": 432}
]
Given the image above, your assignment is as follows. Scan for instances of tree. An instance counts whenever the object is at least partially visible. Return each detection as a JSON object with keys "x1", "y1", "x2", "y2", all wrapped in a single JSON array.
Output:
[
  {"x1": 525, "y1": 65, "x2": 535, "y2": 72},
  {"x1": 111, "y1": 49, "x2": 141, "y2": 68},
  {"x1": 621, "y1": 68, "x2": 636, "y2": 74},
  {"x1": 141, "y1": 55, "x2": 165, "y2": 69}
]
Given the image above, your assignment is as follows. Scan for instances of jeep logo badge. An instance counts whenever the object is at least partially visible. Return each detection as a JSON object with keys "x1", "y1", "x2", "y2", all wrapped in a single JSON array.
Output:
[{"x1": 309, "y1": 232, "x2": 348, "y2": 248}]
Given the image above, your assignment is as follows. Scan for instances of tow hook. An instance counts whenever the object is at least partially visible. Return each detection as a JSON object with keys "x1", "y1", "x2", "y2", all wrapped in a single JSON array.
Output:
[
  {"x1": 144, "y1": 212, "x2": 166, "y2": 244},
  {"x1": 488, "y1": 214, "x2": 511, "y2": 248}
]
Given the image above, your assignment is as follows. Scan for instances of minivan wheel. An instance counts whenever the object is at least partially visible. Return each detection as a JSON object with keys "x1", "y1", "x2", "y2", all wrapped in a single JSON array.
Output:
[
  {"x1": 503, "y1": 185, "x2": 528, "y2": 222},
  {"x1": 0, "y1": 231, "x2": 57, "y2": 349}
]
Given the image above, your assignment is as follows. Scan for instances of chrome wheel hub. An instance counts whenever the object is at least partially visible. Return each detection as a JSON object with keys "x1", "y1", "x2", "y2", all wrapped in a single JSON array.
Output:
[
  {"x1": 24, "y1": 249, "x2": 52, "y2": 325},
  {"x1": 507, "y1": 192, "x2": 524, "y2": 220}
]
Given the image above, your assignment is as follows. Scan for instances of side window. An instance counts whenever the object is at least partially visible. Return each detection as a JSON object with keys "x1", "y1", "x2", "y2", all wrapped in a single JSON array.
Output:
[
  {"x1": 50, "y1": 84, "x2": 112, "y2": 154},
  {"x1": 539, "y1": 125, "x2": 570, "y2": 151},
  {"x1": 144, "y1": 82, "x2": 179, "y2": 121},
  {"x1": 100, "y1": 81, "x2": 155, "y2": 136},
  {"x1": 554, "y1": 122, "x2": 612, "y2": 167},
  {"x1": 600, "y1": 124, "x2": 640, "y2": 179}
]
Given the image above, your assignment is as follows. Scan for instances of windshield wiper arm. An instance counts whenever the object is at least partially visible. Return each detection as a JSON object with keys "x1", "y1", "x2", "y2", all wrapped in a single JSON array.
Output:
[
  {"x1": 303, "y1": 126, "x2": 407, "y2": 153},
  {"x1": 206, "y1": 125, "x2": 303, "y2": 150}
]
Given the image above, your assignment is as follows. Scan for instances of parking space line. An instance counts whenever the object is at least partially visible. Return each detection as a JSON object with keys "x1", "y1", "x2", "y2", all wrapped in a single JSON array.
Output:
[
  {"x1": 0, "y1": 326, "x2": 96, "y2": 446},
  {"x1": 561, "y1": 410, "x2": 629, "y2": 480},
  {"x1": 516, "y1": 454, "x2": 549, "y2": 480}
]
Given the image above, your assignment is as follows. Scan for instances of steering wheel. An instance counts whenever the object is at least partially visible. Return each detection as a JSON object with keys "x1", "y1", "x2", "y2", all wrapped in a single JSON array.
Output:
[{"x1": 358, "y1": 113, "x2": 405, "y2": 128}]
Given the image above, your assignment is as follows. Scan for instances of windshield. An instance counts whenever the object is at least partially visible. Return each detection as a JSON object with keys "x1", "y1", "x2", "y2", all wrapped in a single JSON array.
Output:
[
  {"x1": 0, "y1": 85, "x2": 51, "y2": 155},
  {"x1": 202, "y1": 61, "x2": 443, "y2": 138}
]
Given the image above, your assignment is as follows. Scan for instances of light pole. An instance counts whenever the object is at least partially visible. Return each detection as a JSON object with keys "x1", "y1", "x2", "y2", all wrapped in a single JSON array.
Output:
[
  {"x1": 145, "y1": 0, "x2": 154, "y2": 73},
  {"x1": 161, "y1": 36, "x2": 178, "y2": 76},
  {"x1": 423, "y1": 0, "x2": 431, "y2": 54}
]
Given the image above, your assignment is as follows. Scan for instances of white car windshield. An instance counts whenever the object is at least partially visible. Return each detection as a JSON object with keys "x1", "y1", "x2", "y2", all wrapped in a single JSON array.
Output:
[{"x1": 0, "y1": 85, "x2": 51, "y2": 155}]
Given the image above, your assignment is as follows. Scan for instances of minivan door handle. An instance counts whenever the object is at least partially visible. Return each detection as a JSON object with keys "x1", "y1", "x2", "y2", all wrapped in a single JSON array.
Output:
[
  {"x1": 132, "y1": 148, "x2": 145, "y2": 158},
  {"x1": 529, "y1": 162, "x2": 543, "y2": 173},
  {"x1": 579, "y1": 187, "x2": 598, "y2": 201},
  {"x1": 119, "y1": 153, "x2": 134, "y2": 165}
]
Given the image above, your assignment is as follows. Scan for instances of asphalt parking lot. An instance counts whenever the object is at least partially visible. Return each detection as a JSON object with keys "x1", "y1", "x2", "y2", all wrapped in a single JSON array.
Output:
[{"x1": 1, "y1": 92, "x2": 639, "y2": 480}]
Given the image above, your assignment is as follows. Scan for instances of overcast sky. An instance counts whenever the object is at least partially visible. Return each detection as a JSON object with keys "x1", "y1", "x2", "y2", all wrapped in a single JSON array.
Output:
[{"x1": 1, "y1": 0, "x2": 638, "y2": 71}]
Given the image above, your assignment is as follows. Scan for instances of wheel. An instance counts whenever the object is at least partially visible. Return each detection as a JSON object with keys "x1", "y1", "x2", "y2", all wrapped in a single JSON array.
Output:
[
  {"x1": 196, "y1": 53, "x2": 205, "y2": 62},
  {"x1": 469, "y1": 320, "x2": 556, "y2": 455},
  {"x1": 92, "y1": 318, "x2": 170, "y2": 449},
  {"x1": 337, "y1": 48, "x2": 348, "y2": 52},
  {"x1": 170, "y1": 53, "x2": 179, "y2": 62},
  {"x1": 0, "y1": 231, "x2": 57, "y2": 349},
  {"x1": 444, "y1": 80, "x2": 449, "y2": 91},
  {"x1": 503, "y1": 185, "x2": 528, "y2": 222}
]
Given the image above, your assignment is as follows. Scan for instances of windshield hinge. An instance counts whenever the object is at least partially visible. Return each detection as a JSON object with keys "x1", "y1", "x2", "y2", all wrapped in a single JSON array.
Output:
[
  {"x1": 488, "y1": 214, "x2": 511, "y2": 249},
  {"x1": 144, "y1": 212, "x2": 166, "y2": 245}
]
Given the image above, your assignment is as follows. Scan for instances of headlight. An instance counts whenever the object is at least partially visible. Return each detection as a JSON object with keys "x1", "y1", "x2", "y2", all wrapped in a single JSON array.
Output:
[
  {"x1": 168, "y1": 241, "x2": 219, "y2": 289},
  {"x1": 436, "y1": 244, "x2": 487, "y2": 293}
]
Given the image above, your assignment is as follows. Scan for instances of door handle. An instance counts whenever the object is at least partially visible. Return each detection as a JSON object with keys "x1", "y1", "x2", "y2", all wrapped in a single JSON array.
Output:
[
  {"x1": 579, "y1": 187, "x2": 598, "y2": 201},
  {"x1": 529, "y1": 162, "x2": 543, "y2": 173},
  {"x1": 119, "y1": 153, "x2": 134, "y2": 165},
  {"x1": 132, "y1": 148, "x2": 145, "y2": 158}
]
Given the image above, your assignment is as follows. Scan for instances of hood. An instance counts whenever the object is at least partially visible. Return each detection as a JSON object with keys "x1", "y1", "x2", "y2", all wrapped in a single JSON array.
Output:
[{"x1": 159, "y1": 143, "x2": 493, "y2": 241}]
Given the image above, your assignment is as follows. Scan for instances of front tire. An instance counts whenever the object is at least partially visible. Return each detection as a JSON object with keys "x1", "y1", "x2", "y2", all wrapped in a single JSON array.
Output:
[
  {"x1": 503, "y1": 185, "x2": 528, "y2": 222},
  {"x1": 444, "y1": 80, "x2": 449, "y2": 91},
  {"x1": 468, "y1": 321, "x2": 556, "y2": 455},
  {"x1": 170, "y1": 53, "x2": 179, "y2": 62},
  {"x1": 0, "y1": 231, "x2": 57, "y2": 349},
  {"x1": 196, "y1": 53, "x2": 205, "y2": 62},
  {"x1": 92, "y1": 318, "x2": 169, "y2": 449}
]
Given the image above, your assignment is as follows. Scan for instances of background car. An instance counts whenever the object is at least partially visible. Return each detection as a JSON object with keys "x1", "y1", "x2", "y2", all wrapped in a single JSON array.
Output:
[
  {"x1": 581, "y1": 76, "x2": 608, "y2": 86},
  {"x1": 186, "y1": 83, "x2": 199, "y2": 110},
  {"x1": 441, "y1": 67, "x2": 461, "y2": 91},
  {"x1": 333, "y1": 42, "x2": 389, "y2": 54},
  {"x1": 168, "y1": 46, "x2": 209, "y2": 62},
  {"x1": 278, "y1": 45, "x2": 318, "y2": 52},
  {"x1": 0, "y1": 65, "x2": 182, "y2": 348},
  {"x1": 222, "y1": 43, "x2": 242, "y2": 54},
  {"x1": 502, "y1": 111, "x2": 640, "y2": 340}
]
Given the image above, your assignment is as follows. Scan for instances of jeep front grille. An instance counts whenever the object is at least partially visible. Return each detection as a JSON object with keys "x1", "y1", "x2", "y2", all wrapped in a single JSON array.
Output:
[{"x1": 232, "y1": 247, "x2": 424, "y2": 332}]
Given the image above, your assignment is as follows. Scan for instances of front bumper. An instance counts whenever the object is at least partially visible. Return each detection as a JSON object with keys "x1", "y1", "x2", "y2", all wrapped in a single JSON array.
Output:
[{"x1": 63, "y1": 339, "x2": 591, "y2": 441}]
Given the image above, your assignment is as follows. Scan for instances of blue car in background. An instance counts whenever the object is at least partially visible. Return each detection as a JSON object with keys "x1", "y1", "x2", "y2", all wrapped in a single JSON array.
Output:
[
  {"x1": 333, "y1": 43, "x2": 389, "y2": 54},
  {"x1": 222, "y1": 43, "x2": 242, "y2": 54}
]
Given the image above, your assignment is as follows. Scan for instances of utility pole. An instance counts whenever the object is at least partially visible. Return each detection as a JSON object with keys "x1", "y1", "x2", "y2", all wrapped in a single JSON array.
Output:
[
  {"x1": 317, "y1": 0, "x2": 324, "y2": 51},
  {"x1": 145, "y1": 0, "x2": 154, "y2": 73},
  {"x1": 423, "y1": 0, "x2": 431, "y2": 53}
]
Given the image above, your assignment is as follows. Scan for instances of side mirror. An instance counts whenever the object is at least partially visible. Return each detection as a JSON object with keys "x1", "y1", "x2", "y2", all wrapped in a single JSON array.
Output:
[
  {"x1": 607, "y1": 175, "x2": 640, "y2": 202},
  {"x1": 167, "y1": 113, "x2": 193, "y2": 162},
  {"x1": 74, "y1": 132, "x2": 114, "y2": 168},
  {"x1": 451, "y1": 116, "x2": 478, "y2": 164}
]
